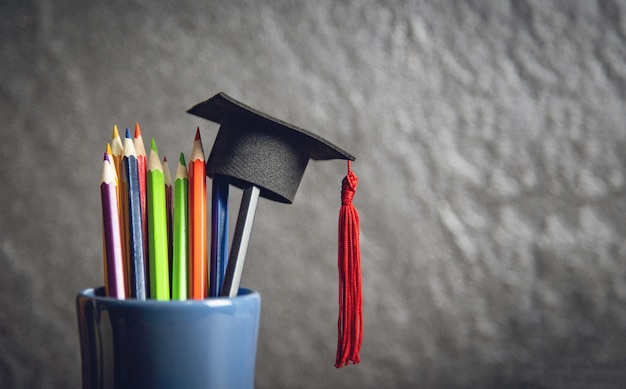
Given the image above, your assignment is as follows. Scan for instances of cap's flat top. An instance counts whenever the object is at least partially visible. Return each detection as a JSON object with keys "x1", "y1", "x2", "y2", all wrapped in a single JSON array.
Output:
[{"x1": 187, "y1": 92, "x2": 355, "y2": 161}]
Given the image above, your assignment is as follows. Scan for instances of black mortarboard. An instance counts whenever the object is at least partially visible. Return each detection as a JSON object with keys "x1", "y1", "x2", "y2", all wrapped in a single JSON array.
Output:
[
  {"x1": 187, "y1": 93, "x2": 363, "y2": 366},
  {"x1": 187, "y1": 92, "x2": 355, "y2": 203}
]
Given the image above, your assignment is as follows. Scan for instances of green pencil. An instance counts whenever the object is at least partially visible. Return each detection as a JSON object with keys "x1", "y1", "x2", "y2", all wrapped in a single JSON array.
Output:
[
  {"x1": 172, "y1": 152, "x2": 188, "y2": 300},
  {"x1": 147, "y1": 138, "x2": 170, "y2": 300}
]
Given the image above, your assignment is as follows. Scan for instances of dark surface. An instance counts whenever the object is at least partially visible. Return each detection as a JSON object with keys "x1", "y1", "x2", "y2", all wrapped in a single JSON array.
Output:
[{"x1": 2, "y1": 1, "x2": 626, "y2": 388}]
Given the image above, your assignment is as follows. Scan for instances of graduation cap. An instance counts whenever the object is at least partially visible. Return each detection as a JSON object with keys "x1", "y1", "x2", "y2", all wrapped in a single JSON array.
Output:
[
  {"x1": 187, "y1": 92, "x2": 362, "y2": 368},
  {"x1": 188, "y1": 92, "x2": 355, "y2": 203}
]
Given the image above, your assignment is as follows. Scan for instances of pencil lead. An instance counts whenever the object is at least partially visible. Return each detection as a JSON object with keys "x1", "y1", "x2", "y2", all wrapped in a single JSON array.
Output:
[
  {"x1": 125, "y1": 128, "x2": 131, "y2": 139},
  {"x1": 112, "y1": 125, "x2": 120, "y2": 139},
  {"x1": 134, "y1": 122, "x2": 141, "y2": 138},
  {"x1": 151, "y1": 138, "x2": 158, "y2": 153},
  {"x1": 106, "y1": 143, "x2": 113, "y2": 155},
  {"x1": 163, "y1": 155, "x2": 167, "y2": 163},
  {"x1": 195, "y1": 127, "x2": 201, "y2": 141},
  {"x1": 179, "y1": 152, "x2": 186, "y2": 167}
]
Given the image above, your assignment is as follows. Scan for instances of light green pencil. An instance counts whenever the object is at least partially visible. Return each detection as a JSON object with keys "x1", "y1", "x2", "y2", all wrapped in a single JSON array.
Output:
[
  {"x1": 172, "y1": 153, "x2": 188, "y2": 300},
  {"x1": 147, "y1": 138, "x2": 170, "y2": 300}
]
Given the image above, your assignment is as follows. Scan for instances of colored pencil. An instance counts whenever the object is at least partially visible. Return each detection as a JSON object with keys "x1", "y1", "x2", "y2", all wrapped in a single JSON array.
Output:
[
  {"x1": 189, "y1": 128, "x2": 207, "y2": 299},
  {"x1": 209, "y1": 174, "x2": 229, "y2": 297},
  {"x1": 118, "y1": 134, "x2": 131, "y2": 296},
  {"x1": 101, "y1": 152, "x2": 126, "y2": 299},
  {"x1": 163, "y1": 155, "x2": 173, "y2": 293},
  {"x1": 101, "y1": 144, "x2": 114, "y2": 295},
  {"x1": 110, "y1": 125, "x2": 124, "y2": 186},
  {"x1": 122, "y1": 129, "x2": 147, "y2": 299},
  {"x1": 133, "y1": 123, "x2": 150, "y2": 292},
  {"x1": 172, "y1": 153, "x2": 188, "y2": 300},
  {"x1": 103, "y1": 143, "x2": 117, "y2": 293},
  {"x1": 147, "y1": 139, "x2": 170, "y2": 300},
  {"x1": 106, "y1": 143, "x2": 116, "y2": 183},
  {"x1": 220, "y1": 185, "x2": 260, "y2": 297},
  {"x1": 111, "y1": 125, "x2": 127, "y2": 271}
]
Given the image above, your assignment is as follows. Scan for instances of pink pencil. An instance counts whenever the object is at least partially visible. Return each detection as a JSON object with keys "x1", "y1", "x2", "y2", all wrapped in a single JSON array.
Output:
[{"x1": 101, "y1": 152, "x2": 126, "y2": 299}]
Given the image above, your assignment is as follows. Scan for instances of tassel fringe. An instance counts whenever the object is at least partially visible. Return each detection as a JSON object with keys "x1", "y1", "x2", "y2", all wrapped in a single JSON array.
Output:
[{"x1": 336, "y1": 161, "x2": 362, "y2": 368}]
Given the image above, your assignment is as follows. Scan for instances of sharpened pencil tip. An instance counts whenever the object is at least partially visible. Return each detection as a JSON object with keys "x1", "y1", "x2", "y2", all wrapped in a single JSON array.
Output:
[
  {"x1": 106, "y1": 143, "x2": 112, "y2": 155},
  {"x1": 151, "y1": 138, "x2": 158, "y2": 153},
  {"x1": 163, "y1": 155, "x2": 167, "y2": 163},
  {"x1": 103, "y1": 152, "x2": 109, "y2": 162},
  {"x1": 179, "y1": 152, "x2": 186, "y2": 166},
  {"x1": 134, "y1": 122, "x2": 142, "y2": 138},
  {"x1": 113, "y1": 125, "x2": 120, "y2": 139},
  {"x1": 189, "y1": 129, "x2": 205, "y2": 161},
  {"x1": 125, "y1": 128, "x2": 131, "y2": 139}
]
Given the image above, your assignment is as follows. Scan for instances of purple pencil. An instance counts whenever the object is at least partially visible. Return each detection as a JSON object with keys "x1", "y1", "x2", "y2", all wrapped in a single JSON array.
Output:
[{"x1": 101, "y1": 152, "x2": 126, "y2": 299}]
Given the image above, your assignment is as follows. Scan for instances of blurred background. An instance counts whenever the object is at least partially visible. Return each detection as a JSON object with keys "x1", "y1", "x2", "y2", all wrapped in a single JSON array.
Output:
[{"x1": 2, "y1": 0, "x2": 626, "y2": 387}]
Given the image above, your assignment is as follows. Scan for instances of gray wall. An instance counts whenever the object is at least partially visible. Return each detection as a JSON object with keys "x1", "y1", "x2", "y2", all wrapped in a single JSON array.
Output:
[{"x1": 2, "y1": 1, "x2": 626, "y2": 387}]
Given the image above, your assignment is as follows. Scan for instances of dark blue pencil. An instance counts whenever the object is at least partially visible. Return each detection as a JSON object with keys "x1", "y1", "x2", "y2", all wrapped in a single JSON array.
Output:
[
  {"x1": 209, "y1": 174, "x2": 229, "y2": 297},
  {"x1": 122, "y1": 128, "x2": 147, "y2": 299}
]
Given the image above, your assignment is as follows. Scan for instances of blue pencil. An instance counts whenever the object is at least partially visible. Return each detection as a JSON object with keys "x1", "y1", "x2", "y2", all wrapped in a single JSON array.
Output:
[
  {"x1": 122, "y1": 129, "x2": 147, "y2": 299},
  {"x1": 209, "y1": 174, "x2": 229, "y2": 297}
]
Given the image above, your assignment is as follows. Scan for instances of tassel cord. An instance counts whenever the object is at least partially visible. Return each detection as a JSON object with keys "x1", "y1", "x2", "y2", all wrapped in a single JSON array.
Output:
[{"x1": 336, "y1": 161, "x2": 362, "y2": 368}]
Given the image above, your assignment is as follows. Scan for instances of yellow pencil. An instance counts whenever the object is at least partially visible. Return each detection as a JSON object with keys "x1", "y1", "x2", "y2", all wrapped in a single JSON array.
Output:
[{"x1": 111, "y1": 125, "x2": 126, "y2": 290}]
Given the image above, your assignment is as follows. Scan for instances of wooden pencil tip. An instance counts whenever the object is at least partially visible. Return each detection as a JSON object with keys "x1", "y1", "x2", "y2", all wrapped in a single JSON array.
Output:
[
  {"x1": 189, "y1": 129, "x2": 205, "y2": 161},
  {"x1": 175, "y1": 152, "x2": 188, "y2": 179},
  {"x1": 134, "y1": 122, "x2": 142, "y2": 138},
  {"x1": 112, "y1": 125, "x2": 120, "y2": 139},
  {"x1": 151, "y1": 138, "x2": 158, "y2": 153}
]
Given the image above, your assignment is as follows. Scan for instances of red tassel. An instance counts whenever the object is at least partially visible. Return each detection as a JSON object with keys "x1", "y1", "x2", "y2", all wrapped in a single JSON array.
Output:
[{"x1": 336, "y1": 161, "x2": 362, "y2": 368}]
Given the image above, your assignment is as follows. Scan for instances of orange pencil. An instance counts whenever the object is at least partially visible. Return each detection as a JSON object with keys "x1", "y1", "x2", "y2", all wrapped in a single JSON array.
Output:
[
  {"x1": 188, "y1": 128, "x2": 207, "y2": 299},
  {"x1": 111, "y1": 125, "x2": 124, "y2": 212}
]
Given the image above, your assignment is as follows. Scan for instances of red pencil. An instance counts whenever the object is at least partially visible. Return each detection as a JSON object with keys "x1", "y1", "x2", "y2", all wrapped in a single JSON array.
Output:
[
  {"x1": 189, "y1": 128, "x2": 207, "y2": 299},
  {"x1": 133, "y1": 123, "x2": 149, "y2": 292}
]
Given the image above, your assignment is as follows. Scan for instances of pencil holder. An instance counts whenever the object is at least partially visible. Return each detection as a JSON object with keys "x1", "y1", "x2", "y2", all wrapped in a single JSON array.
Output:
[{"x1": 76, "y1": 287, "x2": 261, "y2": 389}]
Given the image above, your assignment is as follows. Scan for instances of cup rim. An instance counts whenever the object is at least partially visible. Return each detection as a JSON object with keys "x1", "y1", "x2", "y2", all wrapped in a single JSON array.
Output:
[{"x1": 77, "y1": 286, "x2": 259, "y2": 308}]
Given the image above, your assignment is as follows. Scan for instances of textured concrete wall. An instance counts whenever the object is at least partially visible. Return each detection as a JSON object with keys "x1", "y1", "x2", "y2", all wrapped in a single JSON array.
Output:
[{"x1": 2, "y1": 0, "x2": 626, "y2": 387}]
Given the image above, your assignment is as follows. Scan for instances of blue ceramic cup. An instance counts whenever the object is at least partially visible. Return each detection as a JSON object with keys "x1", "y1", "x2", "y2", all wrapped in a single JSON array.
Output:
[{"x1": 76, "y1": 287, "x2": 261, "y2": 389}]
